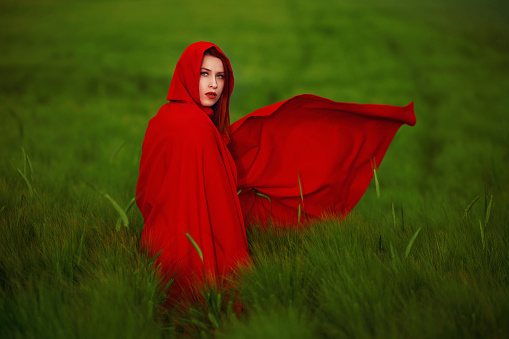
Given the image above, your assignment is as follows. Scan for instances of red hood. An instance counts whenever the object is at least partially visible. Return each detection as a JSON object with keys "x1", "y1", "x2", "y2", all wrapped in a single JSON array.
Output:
[{"x1": 167, "y1": 41, "x2": 234, "y2": 116}]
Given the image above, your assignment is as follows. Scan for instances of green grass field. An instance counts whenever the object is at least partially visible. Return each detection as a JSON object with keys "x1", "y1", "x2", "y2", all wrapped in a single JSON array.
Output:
[{"x1": 1, "y1": 0, "x2": 508, "y2": 337}]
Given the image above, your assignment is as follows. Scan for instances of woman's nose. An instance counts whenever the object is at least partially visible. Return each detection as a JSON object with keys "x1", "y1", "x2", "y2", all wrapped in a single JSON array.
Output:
[{"x1": 209, "y1": 77, "x2": 217, "y2": 88}]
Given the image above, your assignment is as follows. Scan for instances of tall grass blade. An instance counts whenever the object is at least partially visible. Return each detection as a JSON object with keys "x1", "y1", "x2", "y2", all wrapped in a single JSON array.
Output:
[
  {"x1": 123, "y1": 196, "x2": 137, "y2": 213},
  {"x1": 463, "y1": 194, "x2": 481, "y2": 219},
  {"x1": 115, "y1": 196, "x2": 136, "y2": 230},
  {"x1": 21, "y1": 147, "x2": 26, "y2": 176},
  {"x1": 163, "y1": 279, "x2": 174, "y2": 293},
  {"x1": 104, "y1": 193, "x2": 129, "y2": 229},
  {"x1": 254, "y1": 190, "x2": 271, "y2": 203},
  {"x1": 297, "y1": 172, "x2": 304, "y2": 202},
  {"x1": 21, "y1": 148, "x2": 34, "y2": 182},
  {"x1": 373, "y1": 167, "x2": 380, "y2": 199},
  {"x1": 208, "y1": 312, "x2": 219, "y2": 329},
  {"x1": 405, "y1": 227, "x2": 422, "y2": 258},
  {"x1": 27, "y1": 155, "x2": 34, "y2": 183},
  {"x1": 370, "y1": 157, "x2": 380, "y2": 199},
  {"x1": 297, "y1": 173, "x2": 304, "y2": 222},
  {"x1": 479, "y1": 219, "x2": 485, "y2": 250},
  {"x1": 216, "y1": 291, "x2": 222, "y2": 311},
  {"x1": 115, "y1": 217, "x2": 123, "y2": 231},
  {"x1": 16, "y1": 168, "x2": 33, "y2": 197},
  {"x1": 484, "y1": 194, "x2": 493, "y2": 227},
  {"x1": 237, "y1": 189, "x2": 242, "y2": 195},
  {"x1": 185, "y1": 233, "x2": 203, "y2": 263},
  {"x1": 145, "y1": 250, "x2": 162, "y2": 267}
]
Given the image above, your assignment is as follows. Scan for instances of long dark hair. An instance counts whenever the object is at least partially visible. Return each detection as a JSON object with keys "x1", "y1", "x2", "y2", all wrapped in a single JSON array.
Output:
[{"x1": 204, "y1": 47, "x2": 231, "y2": 136}]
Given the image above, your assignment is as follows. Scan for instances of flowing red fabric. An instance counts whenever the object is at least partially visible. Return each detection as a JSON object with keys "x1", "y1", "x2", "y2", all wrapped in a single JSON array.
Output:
[
  {"x1": 228, "y1": 95, "x2": 416, "y2": 225},
  {"x1": 136, "y1": 42, "x2": 250, "y2": 303}
]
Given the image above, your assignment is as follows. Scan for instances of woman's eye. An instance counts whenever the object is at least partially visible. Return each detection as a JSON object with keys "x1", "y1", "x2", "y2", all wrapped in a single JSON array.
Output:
[
  {"x1": 217, "y1": 74, "x2": 224, "y2": 79},
  {"x1": 200, "y1": 72, "x2": 208, "y2": 76}
]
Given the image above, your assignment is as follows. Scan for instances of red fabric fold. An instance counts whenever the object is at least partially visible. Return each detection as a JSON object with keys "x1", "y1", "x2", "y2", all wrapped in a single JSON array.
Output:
[{"x1": 228, "y1": 94, "x2": 416, "y2": 225}]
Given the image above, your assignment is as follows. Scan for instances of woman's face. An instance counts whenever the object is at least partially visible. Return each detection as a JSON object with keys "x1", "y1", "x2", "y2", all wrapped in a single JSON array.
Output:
[{"x1": 199, "y1": 54, "x2": 225, "y2": 107}]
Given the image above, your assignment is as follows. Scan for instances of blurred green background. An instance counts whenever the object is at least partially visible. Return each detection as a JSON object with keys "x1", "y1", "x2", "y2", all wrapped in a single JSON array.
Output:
[
  {"x1": 1, "y1": 0, "x2": 508, "y2": 337},
  {"x1": 1, "y1": 0, "x2": 507, "y2": 214}
]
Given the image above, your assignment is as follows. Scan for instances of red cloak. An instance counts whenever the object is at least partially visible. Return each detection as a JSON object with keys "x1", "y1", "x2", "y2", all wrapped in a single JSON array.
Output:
[{"x1": 136, "y1": 42, "x2": 250, "y2": 301}]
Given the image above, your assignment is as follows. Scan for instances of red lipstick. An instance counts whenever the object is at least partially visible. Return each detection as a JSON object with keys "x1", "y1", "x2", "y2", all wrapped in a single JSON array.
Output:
[{"x1": 205, "y1": 92, "x2": 216, "y2": 99}]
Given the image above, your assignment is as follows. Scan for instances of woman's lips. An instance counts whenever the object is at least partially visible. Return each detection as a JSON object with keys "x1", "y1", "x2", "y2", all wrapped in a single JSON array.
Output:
[{"x1": 205, "y1": 92, "x2": 217, "y2": 99}]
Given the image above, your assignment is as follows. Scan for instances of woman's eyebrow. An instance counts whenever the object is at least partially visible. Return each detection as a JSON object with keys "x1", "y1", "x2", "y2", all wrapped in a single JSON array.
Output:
[{"x1": 201, "y1": 67, "x2": 224, "y2": 74}]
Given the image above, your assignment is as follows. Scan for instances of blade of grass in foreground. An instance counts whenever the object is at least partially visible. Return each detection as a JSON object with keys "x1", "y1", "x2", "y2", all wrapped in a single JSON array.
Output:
[
  {"x1": 104, "y1": 193, "x2": 129, "y2": 229},
  {"x1": 21, "y1": 147, "x2": 34, "y2": 182},
  {"x1": 16, "y1": 168, "x2": 33, "y2": 197},
  {"x1": 254, "y1": 190, "x2": 271, "y2": 203},
  {"x1": 479, "y1": 220, "x2": 485, "y2": 250},
  {"x1": 371, "y1": 158, "x2": 380, "y2": 199},
  {"x1": 185, "y1": 233, "x2": 203, "y2": 263},
  {"x1": 145, "y1": 250, "x2": 162, "y2": 267},
  {"x1": 405, "y1": 227, "x2": 421, "y2": 258},
  {"x1": 484, "y1": 194, "x2": 493, "y2": 227},
  {"x1": 463, "y1": 194, "x2": 481, "y2": 219},
  {"x1": 115, "y1": 197, "x2": 136, "y2": 230},
  {"x1": 297, "y1": 173, "x2": 304, "y2": 223}
]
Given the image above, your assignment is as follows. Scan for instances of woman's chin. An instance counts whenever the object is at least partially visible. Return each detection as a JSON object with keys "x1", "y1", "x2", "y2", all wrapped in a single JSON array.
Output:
[{"x1": 200, "y1": 96, "x2": 219, "y2": 107}]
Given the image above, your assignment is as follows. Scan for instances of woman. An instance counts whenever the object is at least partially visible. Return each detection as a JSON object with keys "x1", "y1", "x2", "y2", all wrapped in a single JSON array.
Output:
[
  {"x1": 136, "y1": 41, "x2": 416, "y2": 302},
  {"x1": 136, "y1": 42, "x2": 250, "y2": 302}
]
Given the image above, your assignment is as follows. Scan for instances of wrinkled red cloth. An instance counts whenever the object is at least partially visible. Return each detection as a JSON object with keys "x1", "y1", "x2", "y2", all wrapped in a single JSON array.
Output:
[
  {"x1": 229, "y1": 95, "x2": 416, "y2": 225},
  {"x1": 136, "y1": 42, "x2": 250, "y2": 303}
]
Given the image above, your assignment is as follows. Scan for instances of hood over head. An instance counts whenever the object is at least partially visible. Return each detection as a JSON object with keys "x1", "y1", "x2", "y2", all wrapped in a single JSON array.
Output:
[{"x1": 167, "y1": 41, "x2": 234, "y2": 122}]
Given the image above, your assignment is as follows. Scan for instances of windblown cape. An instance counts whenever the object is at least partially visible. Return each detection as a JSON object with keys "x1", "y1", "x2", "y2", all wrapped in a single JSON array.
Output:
[{"x1": 229, "y1": 95, "x2": 416, "y2": 225}]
